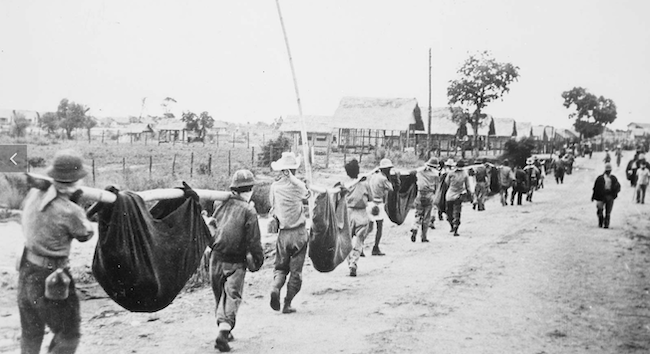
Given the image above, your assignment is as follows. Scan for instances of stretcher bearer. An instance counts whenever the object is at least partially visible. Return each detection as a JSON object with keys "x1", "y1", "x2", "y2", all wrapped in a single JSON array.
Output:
[
  {"x1": 18, "y1": 149, "x2": 94, "y2": 354},
  {"x1": 444, "y1": 160, "x2": 473, "y2": 236},
  {"x1": 268, "y1": 152, "x2": 310, "y2": 314},
  {"x1": 209, "y1": 169, "x2": 264, "y2": 352},
  {"x1": 410, "y1": 157, "x2": 440, "y2": 242},
  {"x1": 342, "y1": 159, "x2": 372, "y2": 277},
  {"x1": 368, "y1": 158, "x2": 395, "y2": 255}
]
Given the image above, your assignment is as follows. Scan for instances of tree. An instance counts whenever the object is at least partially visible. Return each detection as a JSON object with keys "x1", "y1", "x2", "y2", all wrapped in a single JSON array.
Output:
[
  {"x1": 83, "y1": 116, "x2": 97, "y2": 141},
  {"x1": 161, "y1": 97, "x2": 177, "y2": 119},
  {"x1": 561, "y1": 87, "x2": 617, "y2": 140},
  {"x1": 182, "y1": 110, "x2": 214, "y2": 140},
  {"x1": 40, "y1": 112, "x2": 59, "y2": 135},
  {"x1": 503, "y1": 137, "x2": 536, "y2": 168},
  {"x1": 11, "y1": 112, "x2": 30, "y2": 137},
  {"x1": 448, "y1": 51, "x2": 519, "y2": 156},
  {"x1": 57, "y1": 98, "x2": 90, "y2": 139}
]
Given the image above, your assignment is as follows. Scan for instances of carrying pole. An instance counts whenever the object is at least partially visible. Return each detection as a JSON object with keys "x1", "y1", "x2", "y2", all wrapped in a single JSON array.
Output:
[{"x1": 275, "y1": 0, "x2": 315, "y2": 214}]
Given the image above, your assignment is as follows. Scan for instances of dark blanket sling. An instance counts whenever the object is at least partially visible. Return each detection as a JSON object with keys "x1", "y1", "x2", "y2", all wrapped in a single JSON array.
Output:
[
  {"x1": 385, "y1": 172, "x2": 418, "y2": 225},
  {"x1": 308, "y1": 190, "x2": 352, "y2": 272},
  {"x1": 92, "y1": 188, "x2": 211, "y2": 312}
]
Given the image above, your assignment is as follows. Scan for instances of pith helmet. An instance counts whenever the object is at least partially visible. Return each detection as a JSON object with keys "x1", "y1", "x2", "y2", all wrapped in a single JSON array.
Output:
[
  {"x1": 230, "y1": 169, "x2": 256, "y2": 189},
  {"x1": 425, "y1": 157, "x2": 439, "y2": 167},
  {"x1": 445, "y1": 158, "x2": 457, "y2": 167},
  {"x1": 271, "y1": 152, "x2": 301, "y2": 171},
  {"x1": 379, "y1": 158, "x2": 393, "y2": 169},
  {"x1": 46, "y1": 149, "x2": 88, "y2": 182}
]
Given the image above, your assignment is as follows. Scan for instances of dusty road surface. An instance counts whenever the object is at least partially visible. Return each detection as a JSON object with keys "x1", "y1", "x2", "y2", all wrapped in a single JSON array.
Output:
[{"x1": 1, "y1": 152, "x2": 649, "y2": 353}]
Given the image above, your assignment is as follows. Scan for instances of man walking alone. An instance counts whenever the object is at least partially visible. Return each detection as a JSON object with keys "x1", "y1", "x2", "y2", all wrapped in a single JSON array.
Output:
[{"x1": 591, "y1": 163, "x2": 621, "y2": 229}]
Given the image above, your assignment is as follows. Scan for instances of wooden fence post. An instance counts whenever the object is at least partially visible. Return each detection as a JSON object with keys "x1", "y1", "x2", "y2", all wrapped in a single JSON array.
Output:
[
  {"x1": 232, "y1": 132, "x2": 235, "y2": 148},
  {"x1": 228, "y1": 150, "x2": 232, "y2": 176},
  {"x1": 251, "y1": 147, "x2": 255, "y2": 167},
  {"x1": 190, "y1": 151, "x2": 194, "y2": 178},
  {"x1": 92, "y1": 159, "x2": 95, "y2": 186},
  {"x1": 326, "y1": 135, "x2": 331, "y2": 168},
  {"x1": 208, "y1": 154, "x2": 212, "y2": 176},
  {"x1": 172, "y1": 154, "x2": 176, "y2": 176},
  {"x1": 149, "y1": 155, "x2": 152, "y2": 179}
]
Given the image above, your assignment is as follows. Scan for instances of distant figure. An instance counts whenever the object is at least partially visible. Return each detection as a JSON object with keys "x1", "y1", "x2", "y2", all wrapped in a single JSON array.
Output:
[
  {"x1": 511, "y1": 166, "x2": 528, "y2": 206},
  {"x1": 523, "y1": 158, "x2": 540, "y2": 202},
  {"x1": 498, "y1": 159, "x2": 515, "y2": 206},
  {"x1": 615, "y1": 146, "x2": 623, "y2": 167},
  {"x1": 472, "y1": 161, "x2": 490, "y2": 211},
  {"x1": 553, "y1": 156, "x2": 565, "y2": 184},
  {"x1": 636, "y1": 161, "x2": 649, "y2": 204},
  {"x1": 410, "y1": 157, "x2": 440, "y2": 242},
  {"x1": 591, "y1": 163, "x2": 620, "y2": 229},
  {"x1": 586, "y1": 141, "x2": 593, "y2": 159},
  {"x1": 603, "y1": 148, "x2": 611, "y2": 163},
  {"x1": 444, "y1": 160, "x2": 473, "y2": 236},
  {"x1": 368, "y1": 158, "x2": 394, "y2": 256},
  {"x1": 343, "y1": 159, "x2": 372, "y2": 277}
]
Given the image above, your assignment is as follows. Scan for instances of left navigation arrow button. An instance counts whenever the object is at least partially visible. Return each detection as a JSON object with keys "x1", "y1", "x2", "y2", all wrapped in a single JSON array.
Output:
[{"x1": 10, "y1": 153, "x2": 17, "y2": 165}]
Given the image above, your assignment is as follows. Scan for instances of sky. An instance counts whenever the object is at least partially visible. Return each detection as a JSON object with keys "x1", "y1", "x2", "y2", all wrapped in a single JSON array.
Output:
[{"x1": 1, "y1": 0, "x2": 649, "y2": 130}]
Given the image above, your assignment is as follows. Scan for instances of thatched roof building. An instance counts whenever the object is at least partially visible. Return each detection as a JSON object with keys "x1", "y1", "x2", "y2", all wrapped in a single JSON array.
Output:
[
  {"x1": 280, "y1": 115, "x2": 333, "y2": 134},
  {"x1": 491, "y1": 118, "x2": 517, "y2": 137},
  {"x1": 332, "y1": 97, "x2": 423, "y2": 131}
]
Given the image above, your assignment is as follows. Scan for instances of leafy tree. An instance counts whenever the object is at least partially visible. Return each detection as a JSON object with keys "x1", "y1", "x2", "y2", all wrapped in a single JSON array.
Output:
[
  {"x1": 448, "y1": 51, "x2": 519, "y2": 156},
  {"x1": 57, "y1": 98, "x2": 89, "y2": 139},
  {"x1": 258, "y1": 133, "x2": 292, "y2": 167},
  {"x1": 40, "y1": 112, "x2": 59, "y2": 134},
  {"x1": 182, "y1": 110, "x2": 214, "y2": 140},
  {"x1": 503, "y1": 137, "x2": 536, "y2": 168},
  {"x1": 83, "y1": 116, "x2": 97, "y2": 141},
  {"x1": 561, "y1": 87, "x2": 617, "y2": 139},
  {"x1": 449, "y1": 106, "x2": 469, "y2": 137},
  {"x1": 161, "y1": 97, "x2": 177, "y2": 118},
  {"x1": 11, "y1": 112, "x2": 30, "y2": 137}
]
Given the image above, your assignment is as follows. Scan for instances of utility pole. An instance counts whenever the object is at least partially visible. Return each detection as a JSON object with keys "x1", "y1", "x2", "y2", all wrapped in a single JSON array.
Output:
[{"x1": 427, "y1": 48, "x2": 432, "y2": 152}]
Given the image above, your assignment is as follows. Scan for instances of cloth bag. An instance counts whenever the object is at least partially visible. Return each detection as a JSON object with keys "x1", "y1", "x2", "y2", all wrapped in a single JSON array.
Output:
[
  {"x1": 92, "y1": 186, "x2": 211, "y2": 312},
  {"x1": 308, "y1": 189, "x2": 352, "y2": 272},
  {"x1": 385, "y1": 172, "x2": 418, "y2": 225}
]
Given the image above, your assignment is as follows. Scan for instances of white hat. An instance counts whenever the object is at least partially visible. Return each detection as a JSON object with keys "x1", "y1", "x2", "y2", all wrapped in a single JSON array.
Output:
[
  {"x1": 379, "y1": 158, "x2": 393, "y2": 169},
  {"x1": 526, "y1": 158, "x2": 534, "y2": 165},
  {"x1": 444, "y1": 158, "x2": 457, "y2": 167},
  {"x1": 271, "y1": 152, "x2": 301, "y2": 171}
]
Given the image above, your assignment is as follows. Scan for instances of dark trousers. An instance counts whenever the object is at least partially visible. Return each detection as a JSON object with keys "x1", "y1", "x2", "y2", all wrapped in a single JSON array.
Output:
[
  {"x1": 445, "y1": 199, "x2": 463, "y2": 229},
  {"x1": 596, "y1": 195, "x2": 615, "y2": 227},
  {"x1": 18, "y1": 260, "x2": 80, "y2": 354},
  {"x1": 273, "y1": 226, "x2": 308, "y2": 304}
]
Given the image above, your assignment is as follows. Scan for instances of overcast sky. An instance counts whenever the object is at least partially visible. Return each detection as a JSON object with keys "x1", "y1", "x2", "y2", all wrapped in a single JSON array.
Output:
[{"x1": 1, "y1": 0, "x2": 648, "y2": 129}]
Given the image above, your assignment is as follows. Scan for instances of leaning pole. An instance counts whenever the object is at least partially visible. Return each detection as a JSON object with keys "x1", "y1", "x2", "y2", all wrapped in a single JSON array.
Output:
[{"x1": 275, "y1": 0, "x2": 315, "y2": 215}]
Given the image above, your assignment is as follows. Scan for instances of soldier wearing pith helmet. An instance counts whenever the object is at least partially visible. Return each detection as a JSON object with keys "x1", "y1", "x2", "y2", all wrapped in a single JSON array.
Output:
[
  {"x1": 210, "y1": 169, "x2": 264, "y2": 352},
  {"x1": 409, "y1": 156, "x2": 440, "y2": 243},
  {"x1": 19, "y1": 149, "x2": 94, "y2": 354},
  {"x1": 368, "y1": 158, "x2": 395, "y2": 255}
]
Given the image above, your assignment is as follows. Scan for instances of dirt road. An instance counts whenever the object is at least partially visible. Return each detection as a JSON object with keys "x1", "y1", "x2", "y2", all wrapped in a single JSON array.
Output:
[{"x1": 1, "y1": 152, "x2": 649, "y2": 353}]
